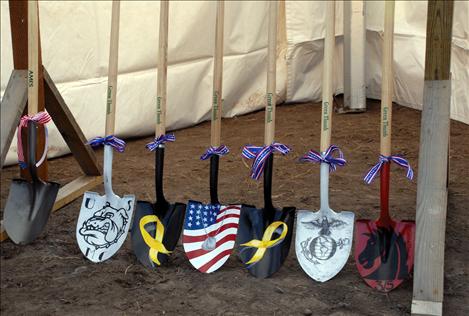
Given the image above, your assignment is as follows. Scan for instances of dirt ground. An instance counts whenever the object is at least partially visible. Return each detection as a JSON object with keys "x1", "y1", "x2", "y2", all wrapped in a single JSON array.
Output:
[{"x1": 1, "y1": 101, "x2": 468, "y2": 315}]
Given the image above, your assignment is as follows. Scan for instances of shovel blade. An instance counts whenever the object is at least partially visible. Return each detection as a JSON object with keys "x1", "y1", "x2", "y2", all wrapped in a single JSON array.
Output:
[
  {"x1": 182, "y1": 200, "x2": 241, "y2": 273},
  {"x1": 131, "y1": 200, "x2": 186, "y2": 268},
  {"x1": 237, "y1": 206, "x2": 295, "y2": 279},
  {"x1": 354, "y1": 219, "x2": 415, "y2": 292},
  {"x1": 76, "y1": 191, "x2": 135, "y2": 262},
  {"x1": 295, "y1": 209, "x2": 354, "y2": 282},
  {"x1": 4, "y1": 178, "x2": 59, "y2": 244}
]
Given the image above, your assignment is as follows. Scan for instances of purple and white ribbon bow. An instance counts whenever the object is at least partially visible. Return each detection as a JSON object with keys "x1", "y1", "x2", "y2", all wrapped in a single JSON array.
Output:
[
  {"x1": 242, "y1": 142, "x2": 291, "y2": 180},
  {"x1": 145, "y1": 133, "x2": 176, "y2": 151},
  {"x1": 300, "y1": 145, "x2": 346, "y2": 172},
  {"x1": 200, "y1": 145, "x2": 229, "y2": 160},
  {"x1": 17, "y1": 111, "x2": 52, "y2": 169},
  {"x1": 87, "y1": 135, "x2": 126, "y2": 153},
  {"x1": 364, "y1": 154, "x2": 414, "y2": 184}
]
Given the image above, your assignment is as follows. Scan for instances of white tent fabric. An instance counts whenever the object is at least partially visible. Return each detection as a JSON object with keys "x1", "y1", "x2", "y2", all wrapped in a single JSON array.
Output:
[
  {"x1": 286, "y1": 1, "x2": 468, "y2": 123},
  {"x1": 1, "y1": 1, "x2": 468, "y2": 167}
]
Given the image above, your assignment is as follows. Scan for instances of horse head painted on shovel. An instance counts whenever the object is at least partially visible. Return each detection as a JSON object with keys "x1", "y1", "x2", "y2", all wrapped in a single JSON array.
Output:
[
  {"x1": 355, "y1": 1, "x2": 415, "y2": 292},
  {"x1": 358, "y1": 226, "x2": 410, "y2": 281},
  {"x1": 355, "y1": 159, "x2": 415, "y2": 292}
]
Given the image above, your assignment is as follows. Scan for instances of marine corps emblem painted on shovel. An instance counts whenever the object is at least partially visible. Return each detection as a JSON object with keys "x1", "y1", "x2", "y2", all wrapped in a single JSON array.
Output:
[{"x1": 295, "y1": 1, "x2": 354, "y2": 283}]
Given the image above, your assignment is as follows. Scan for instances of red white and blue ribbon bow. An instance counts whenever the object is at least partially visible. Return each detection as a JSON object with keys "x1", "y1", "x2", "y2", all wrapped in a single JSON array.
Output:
[
  {"x1": 145, "y1": 133, "x2": 176, "y2": 151},
  {"x1": 87, "y1": 135, "x2": 126, "y2": 153},
  {"x1": 300, "y1": 145, "x2": 346, "y2": 172},
  {"x1": 17, "y1": 111, "x2": 52, "y2": 169},
  {"x1": 200, "y1": 145, "x2": 229, "y2": 160},
  {"x1": 242, "y1": 142, "x2": 291, "y2": 180},
  {"x1": 364, "y1": 154, "x2": 414, "y2": 184}
]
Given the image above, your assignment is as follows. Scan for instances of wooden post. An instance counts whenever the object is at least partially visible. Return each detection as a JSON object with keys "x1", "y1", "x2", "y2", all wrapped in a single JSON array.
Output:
[{"x1": 411, "y1": 1, "x2": 454, "y2": 315}]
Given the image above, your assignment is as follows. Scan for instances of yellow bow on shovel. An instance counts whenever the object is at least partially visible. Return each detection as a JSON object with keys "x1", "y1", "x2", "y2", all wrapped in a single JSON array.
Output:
[
  {"x1": 140, "y1": 215, "x2": 171, "y2": 265},
  {"x1": 240, "y1": 221, "x2": 288, "y2": 265}
]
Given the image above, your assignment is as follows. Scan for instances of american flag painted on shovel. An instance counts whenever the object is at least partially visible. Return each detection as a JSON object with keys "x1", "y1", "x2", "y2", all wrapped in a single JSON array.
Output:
[{"x1": 183, "y1": 201, "x2": 241, "y2": 273}]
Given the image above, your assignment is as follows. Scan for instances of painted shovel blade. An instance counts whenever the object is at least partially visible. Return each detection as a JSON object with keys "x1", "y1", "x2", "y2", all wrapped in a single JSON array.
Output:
[
  {"x1": 237, "y1": 206, "x2": 295, "y2": 279},
  {"x1": 77, "y1": 192, "x2": 135, "y2": 262},
  {"x1": 355, "y1": 220, "x2": 415, "y2": 292},
  {"x1": 183, "y1": 200, "x2": 241, "y2": 273},
  {"x1": 131, "y1": 200, "x2": 186, "y2": 268},
  {"x1": 295, "y1": 209, "x2": 354, "y2": 282}
]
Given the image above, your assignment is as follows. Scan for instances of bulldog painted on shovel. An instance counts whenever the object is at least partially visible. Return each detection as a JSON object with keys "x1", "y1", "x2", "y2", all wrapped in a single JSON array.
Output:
[{"x1": 76, "y1": 1, "x2": 135, "y2": 263}]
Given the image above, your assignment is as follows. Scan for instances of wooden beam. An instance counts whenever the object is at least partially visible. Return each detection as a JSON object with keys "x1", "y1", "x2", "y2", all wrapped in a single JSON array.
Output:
[
  {"x1": 0, "y1": 70, "x2": 28, "y2": 168},
  {"x1": 411, "y1": 1, "x2": 454, "y2": 316},
  {"x1": 52, "y1": 175, "x2": 102, "y2": 211},
  {"x1": 0, "y1": 175, "x2": 102, "y2": 242},
  {"x1": 43, "y1": 68, "x2": 101, "y2": 176}
]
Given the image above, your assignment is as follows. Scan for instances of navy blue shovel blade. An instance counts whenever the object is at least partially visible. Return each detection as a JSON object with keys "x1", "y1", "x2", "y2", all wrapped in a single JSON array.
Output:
[
  {"x1": 131, "y1": 200, "x2": 186, "y2": 268},
  {"x1": 237, "y1": 205, "x2": 295, "y2": 278}
]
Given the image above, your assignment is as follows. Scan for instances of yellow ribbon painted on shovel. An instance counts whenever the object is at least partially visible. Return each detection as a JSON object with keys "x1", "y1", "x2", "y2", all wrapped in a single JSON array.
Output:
[
  {"x1": 240, "y1": 221, "x2": 288, "y2": 265},
  {"x1": 140, "y1": 215, "x2": 171, "y2": 266}
]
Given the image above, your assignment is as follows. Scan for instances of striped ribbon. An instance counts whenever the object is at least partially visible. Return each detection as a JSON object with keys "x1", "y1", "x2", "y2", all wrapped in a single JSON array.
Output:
[
  {"x1": 87, "y1": 135, "x2": 126, "y2": 153},
  {"x1": 200, "y1": 145, "x2": 229, "y2": 160},
  {"x1": 242, "y1": 142, "x2": 291, "y2": 180},
  {"x1": 17, "y1": 111, "x2": 52, "y2": 169},
  {"x1": 300, "y1": 145, "x2": 346, "y2": 172},
  {"x1": 145, "y1": 133, "x2": 176, "y2": 151},
  {"x1": 364, "y1": 154, "x2": 414, "y2": 184}
]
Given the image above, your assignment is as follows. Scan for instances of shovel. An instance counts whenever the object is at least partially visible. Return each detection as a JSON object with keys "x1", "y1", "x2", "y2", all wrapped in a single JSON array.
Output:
[
  {"x1": 237, "y1": 1, "x2": 295, "y2": 279},
  {"x1": 295, "y1": 0, "x2": 355, "y2": 283},
  {"x1": 3, "y1": 1, "x2": 59, "y2": 245},
  {"x1": 354, "y1": 0, "x2": 415, "y2": 292},
  {"x1": 131, "y1": 0, "x2": 186, "y2": 269},
  {"x1": 76, "y1": 1, "x2": 135, "y2": 263},
  {"x1": 182, "y1": 1, "x2": 241, "y2": 274}
]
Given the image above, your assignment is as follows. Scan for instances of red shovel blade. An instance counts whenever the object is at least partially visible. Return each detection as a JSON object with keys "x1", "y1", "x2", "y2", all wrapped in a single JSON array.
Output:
[{"x1": 355, "y1": 219, "x2": 415, "y2": 292}]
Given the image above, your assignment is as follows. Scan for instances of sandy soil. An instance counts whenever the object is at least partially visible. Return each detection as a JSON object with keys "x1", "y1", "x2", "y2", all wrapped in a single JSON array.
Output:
[{"x1": 1, "y1": 101, "x2": 468, "y2": 315}]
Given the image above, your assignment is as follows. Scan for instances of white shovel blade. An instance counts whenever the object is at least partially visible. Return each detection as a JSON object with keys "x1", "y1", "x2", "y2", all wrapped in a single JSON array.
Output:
[
  {"x1": 77, "y1": 191, "x2": 135, "y2": 262},
  {"x1": 295, "y1": 209, "x2": 354, "y2": 282}
]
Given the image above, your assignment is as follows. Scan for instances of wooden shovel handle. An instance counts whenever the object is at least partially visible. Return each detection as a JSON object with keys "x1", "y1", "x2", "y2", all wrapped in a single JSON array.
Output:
[
  {"x1": 265, "y1": 1, "x2": 278, "y2": 145},
  {"x1": 105, "y1": 1, "x2": 120, "y2": 136},
  {"x1": 320, "y1": 1, "x2": 335, "y2": 152},
  {"x1": 380, "y1": 0, "x2": 395, "y2": 156},
  {"x1": 211, "y1": 0, "x2": 224, "y2": 147},
  {"x1": 27, "y1": 0, "x2": 39, "y2": 115},
  {"x1": 156, "y1": 0, "x2": 169, "y2": 136}
]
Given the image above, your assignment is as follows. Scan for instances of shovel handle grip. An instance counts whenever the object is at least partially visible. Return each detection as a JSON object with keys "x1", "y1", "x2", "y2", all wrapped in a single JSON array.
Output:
[
  {"x1": 320, "y1": 1, "x2": 335, "y2": 152},
  {"x1": 209, "y1": 155, "x2": 220, "y2": 205},
  {"x1": 105, "y1": 1, "x2": 120, "y2": 136},
  {"x1": 155, "y1": 147, "x2": 168, "y2": 208},
  {"x1": 263, "y1": 154, "x2": 275, "y2": 221},
  {"x1": 264, "y1": 1, "x2": 278, "y2": 146},
  {"x1": 211, "y1": 0, "x2": 224, "y2": 147},
  {"x1": 380, "y1": 0, "x2": 395, "y2": 156},
  {"x1": 156, "y1": 0, "x2": 169, "y2": 136},
  {"x1": 27, "y1": 121, "x2": 39, "y2": 182},
  {"x1": 27, "y1": 0, "x2": 39, "y2": 115}
]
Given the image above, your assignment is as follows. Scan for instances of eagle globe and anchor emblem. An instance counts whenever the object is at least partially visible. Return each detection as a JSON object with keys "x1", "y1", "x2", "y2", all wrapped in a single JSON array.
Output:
[{"x1": 300, "y1": 216, "x2": 350, "y2": 264}]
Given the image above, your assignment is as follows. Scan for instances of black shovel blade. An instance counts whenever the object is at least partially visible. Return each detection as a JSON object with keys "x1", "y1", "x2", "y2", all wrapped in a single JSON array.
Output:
[
  {"x1": 237, "y1": 205, "x2": 295, "y2": 278},
  {"x1": 131, "y1": 200, "x2": 186, "y2": 268},
  {"x1": 3, "y1": 120, "x2": 60, "y2": 244},
  {"x1": 4, "y1": 179, "x2": 59, "y2": 244}
]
